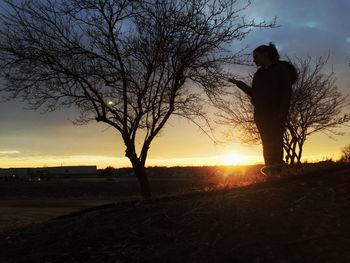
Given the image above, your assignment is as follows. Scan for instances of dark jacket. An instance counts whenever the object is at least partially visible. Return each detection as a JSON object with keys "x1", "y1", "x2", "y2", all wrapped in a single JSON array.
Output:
[
  {"x1": 251, "y1": 61, "x2": 295, "y2": 116},
  {"x1": 236, "y1": 61, "x2": 296, "y2": 117}
]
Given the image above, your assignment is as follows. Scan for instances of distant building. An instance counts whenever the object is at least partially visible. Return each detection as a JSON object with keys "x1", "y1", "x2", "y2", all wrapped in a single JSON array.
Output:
[{"x1": 0, "y1": 166, "x2": 97, "y2": 180}]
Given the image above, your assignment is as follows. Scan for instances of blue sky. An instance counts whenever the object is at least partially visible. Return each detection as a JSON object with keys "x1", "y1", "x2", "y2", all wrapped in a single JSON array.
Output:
[{"x1": 0, "y1": 0, "x2": 349, "y2": 168}]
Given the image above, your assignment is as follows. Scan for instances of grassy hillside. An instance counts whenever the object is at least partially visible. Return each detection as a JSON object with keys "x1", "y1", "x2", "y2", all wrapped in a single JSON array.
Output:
[{"x1": 1, "y1": 163, "x2": 350, "y2": 262}]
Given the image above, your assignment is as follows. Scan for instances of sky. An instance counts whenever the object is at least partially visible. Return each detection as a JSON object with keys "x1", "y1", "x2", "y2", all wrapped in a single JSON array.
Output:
[{"x1": 0, "y1": 0, "x2": 349, "y2": 169}]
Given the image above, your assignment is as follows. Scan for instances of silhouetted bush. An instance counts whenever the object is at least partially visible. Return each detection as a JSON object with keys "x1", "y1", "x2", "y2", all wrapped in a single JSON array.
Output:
[{"x1": 340, "y1": 145, "x2": 350, "y2": 162}]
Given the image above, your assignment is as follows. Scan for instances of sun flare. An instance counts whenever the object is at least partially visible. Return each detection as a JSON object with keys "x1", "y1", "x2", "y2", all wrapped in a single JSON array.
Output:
[{"x1": 222, "y1": 152, "x2": 247, "y2": 166}]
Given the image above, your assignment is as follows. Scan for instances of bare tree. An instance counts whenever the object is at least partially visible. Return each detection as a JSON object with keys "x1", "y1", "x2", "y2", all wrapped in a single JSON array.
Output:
[
  {"x1": 0, "y1": 0, "x2": 274, "y2": 200},
  {"x1": 217, "y1": 55, "x2": 350, "y2": 165},
  {"x1": 216, "y1": 87, "x2": 258, "y2": 144},
  {"x1": 285, "y1": 56, "x2": 350, "y2": 164},
  {"x1": 340, "y1": 144, "x2": 350, "y2": 162}
]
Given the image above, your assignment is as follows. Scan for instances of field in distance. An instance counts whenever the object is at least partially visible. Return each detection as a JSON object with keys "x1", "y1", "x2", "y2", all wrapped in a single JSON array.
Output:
[{"x1": 0, "y1": 165, "x2": 263, "y2": 233}]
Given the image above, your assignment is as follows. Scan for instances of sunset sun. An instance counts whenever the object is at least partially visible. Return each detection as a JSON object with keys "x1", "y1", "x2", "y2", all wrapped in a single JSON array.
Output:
[{"x1": 222, "y1": 152, "x2": 247, "y2": 165}]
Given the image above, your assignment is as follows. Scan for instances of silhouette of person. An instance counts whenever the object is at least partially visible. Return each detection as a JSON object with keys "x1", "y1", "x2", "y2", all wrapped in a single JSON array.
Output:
[{"x1": 228, "y1": 43, "x2": 297, "y2": 174}]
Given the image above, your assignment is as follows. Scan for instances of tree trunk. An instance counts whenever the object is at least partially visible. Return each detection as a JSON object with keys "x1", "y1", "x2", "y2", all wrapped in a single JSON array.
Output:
[
  {"x1": 124, "y1": 141, "x2": 152, "y2": 201},
  {"x1": 283, "y1": 137, "x2": 291, "y2": 164},
  {"x1": 292, "y1": 139, "x2": 299, "y2": 165},
  {"x1": 297, "y1": 148, "x2": 302, "y2": 164},
  {"x1": 124, "y1": 140, "x2": 152, "y2": 200},
  {"x1": 128, "y1": 156, "x2": 152, "y2": 201}
]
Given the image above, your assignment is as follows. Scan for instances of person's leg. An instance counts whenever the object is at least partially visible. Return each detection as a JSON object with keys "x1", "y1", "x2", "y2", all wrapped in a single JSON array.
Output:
[
  {"x1": 255, "y1": 111, "x2": 285, "y2": 176},
  {"x1": 254, "y1": 111, "x2": 281, "y2": 165},
  {"x1": 260, "y1": 116, "x2": 284, "y2": 165},
  {"x1": 255, "y1": 112, "x2": 268, "y2": 164},
  {"x1": 266, "y1": 119, "x2": 284, "y2": 165}
]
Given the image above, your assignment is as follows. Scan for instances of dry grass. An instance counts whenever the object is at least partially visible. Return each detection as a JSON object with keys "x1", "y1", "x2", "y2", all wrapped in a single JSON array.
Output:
[
  {"x1": 1, "y1": 162, "x2": 350, "y2": 262},
  {"x1": 0, "y1": 165, "x2": 266, "y2": 233}
]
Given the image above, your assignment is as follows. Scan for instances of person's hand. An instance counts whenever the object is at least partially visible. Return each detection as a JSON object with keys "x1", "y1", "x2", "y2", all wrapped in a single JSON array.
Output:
[
  {"x1": 227, "y1": 77, "x2": 252, "y2": 97},
  {"x1": 227, "y1": 77, "x2": 240, "y2": 85}
]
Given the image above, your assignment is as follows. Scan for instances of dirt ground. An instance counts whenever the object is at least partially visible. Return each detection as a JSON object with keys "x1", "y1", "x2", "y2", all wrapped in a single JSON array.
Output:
[
  {"x1": 0, "y1": 168, "x2": 261, "y2": 233},
  {"x1": 1, "y1": 163, "x2": 350, "y2": 263}
]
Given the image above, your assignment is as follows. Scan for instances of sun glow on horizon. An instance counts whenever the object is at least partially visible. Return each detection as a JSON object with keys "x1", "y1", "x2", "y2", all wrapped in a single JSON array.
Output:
[
  {"x1": 0, "y1": 152, "x2": 260, "y2": 169},
  {"x1": 221, "y1": 152, "x2": 250, "y2": 166},
  {"x1": 0, "y1": 149, "x2": 339, "y2": 169}
]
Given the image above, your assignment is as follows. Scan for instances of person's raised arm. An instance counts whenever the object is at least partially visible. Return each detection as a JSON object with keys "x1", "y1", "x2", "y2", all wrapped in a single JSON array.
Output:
[{"x1": 227, "y1": 77, "x2": 252, "y2": 97}]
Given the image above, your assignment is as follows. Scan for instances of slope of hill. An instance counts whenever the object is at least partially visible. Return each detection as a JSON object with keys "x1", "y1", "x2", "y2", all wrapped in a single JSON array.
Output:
[{"x1": 1, "y1": 164, "x2": 350, "y2": 263}]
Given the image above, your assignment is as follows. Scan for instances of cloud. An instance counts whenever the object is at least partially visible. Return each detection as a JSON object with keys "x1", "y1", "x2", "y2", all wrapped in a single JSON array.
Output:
[
  {"x1": 300, "y1": 21, "x2": 322, "y2": 30},
  {"x1": 0, "y1": 150, "x2": 20, "y2": 155}
]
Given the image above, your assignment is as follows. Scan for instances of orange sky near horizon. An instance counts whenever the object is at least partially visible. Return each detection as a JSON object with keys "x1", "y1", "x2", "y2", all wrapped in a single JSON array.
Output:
[{"x1": 0, "y1": 112, "x2": 348, "y2": 169}]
